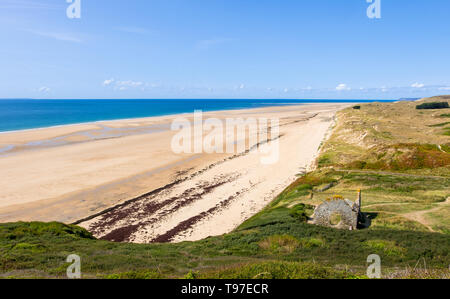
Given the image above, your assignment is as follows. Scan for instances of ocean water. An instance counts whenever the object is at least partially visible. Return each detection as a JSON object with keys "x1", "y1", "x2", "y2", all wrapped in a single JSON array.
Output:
[{"x1": 0, "y1": 99, "x2": 390, "y2": 133}]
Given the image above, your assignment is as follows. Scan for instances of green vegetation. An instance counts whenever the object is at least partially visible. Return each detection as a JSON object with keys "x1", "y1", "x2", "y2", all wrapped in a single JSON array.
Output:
[
  {"x1": 416, "y1": 102, "x2": 450, "y2": 110},
  {"x1": 1, "y1": 220, "x2": 448, "y2": 279},
  {"x1": 363, "y1": 240, "x2": 406, "y2": 257},
  {"x1": 318, "y1": 98, "x2": 450, "y2": 171},
  {"x1": 193, "y1": 261, "x2": 360, "y2": 279},
  {"x1": 429, "y1": 122, "x2": 450, "y2": 127},
  {"x1": 343, "y1": 143, "x2": 450, "y2": 171},
  {"x1": 444, "y1": 128, "x2": 450, "y2": 136},
  {"x1": 105, "y1": 270, "x2": 163, "y2": 279},
  {"x1": 1, "y1": 97, "x2": 449, "y2": 279},
  {"x1": 289, "y1": 204, "x2": 314, "y2": 222},
  {"x1": 258, "y1": 235, "x2": 300, "y2": 253}
]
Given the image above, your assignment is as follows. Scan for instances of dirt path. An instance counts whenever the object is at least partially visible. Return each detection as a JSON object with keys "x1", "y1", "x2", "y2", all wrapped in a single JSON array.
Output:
[
  {"x1": 363, "y1": 200, "x2": 449, "y2": 232},
  {"x1": 402, "y1": 198, "x2": 449, "y2": 232}
]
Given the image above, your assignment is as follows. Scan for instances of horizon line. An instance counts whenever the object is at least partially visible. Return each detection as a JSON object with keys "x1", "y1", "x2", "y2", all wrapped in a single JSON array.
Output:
[{"x1": 0, "y1": 98, "x2": 399, "y2": 101}]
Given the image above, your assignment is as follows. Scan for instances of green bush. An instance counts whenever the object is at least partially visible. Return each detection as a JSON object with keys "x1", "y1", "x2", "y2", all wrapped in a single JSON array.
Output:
[
  {"x1": 444, "y1": 128, "x2": 450, "y2": 136},
  {"x1": 258, "y1": 235, "x2": 300, "y2": 253},
  {"x1": 104, "y1": 270, "x2": 163, "y2": 279},
  {"x1": 344, "y1": 143, "x2": 450, "y2": 170},
  {"x1": 238, "y1": 207, "x2": 294, "y2": 231},
  {"x1": 196, "y1": 261, "x2": 355, "y2": 279},
  {"x1": 289, "y1": 204, "x2": 310, "y2": 222},
  {"x1": 416, "y1": 102, "x2": 450, "y2": 110},
  {"x1": 183, "y1": 270, "x2": 200, "y2": 279},
  {"x1": 363, "y1": 240, "x2": 407, "y2": 257},
  {"x1": 428, "y1": 122, "x2": 450, "y2": 127},
  {"x1": 0, "y1": 222, "x2": 94, "y2": 241},
  {"x1": 299, "y1": 237, "x2": 327, "y2": 249},
  {"x1": 318, "y1": 155, "x2": 332, "y2": 167}
]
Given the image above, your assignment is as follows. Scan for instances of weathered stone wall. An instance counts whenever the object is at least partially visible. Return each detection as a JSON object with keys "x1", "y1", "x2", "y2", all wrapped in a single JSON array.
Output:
[{"x1": 312, "y1": 199, "x2": 358, "y2": 230}]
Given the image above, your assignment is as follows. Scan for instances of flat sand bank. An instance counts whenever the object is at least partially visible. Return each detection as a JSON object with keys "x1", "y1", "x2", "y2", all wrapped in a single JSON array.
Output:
[{"x1": 0, "y1": 103, "x2": 349, "y2": 242}]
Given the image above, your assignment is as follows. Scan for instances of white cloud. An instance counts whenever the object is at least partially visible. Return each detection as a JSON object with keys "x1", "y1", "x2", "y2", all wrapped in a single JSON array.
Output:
[
  {"x1": 26, "y1": 30, "x2": 82, "y2": 43},
  {"x1": 239, "y1": 84, "x2": 245, "y2": 89},
  {"x1": 38, "y1": 86, "x2": 50, "y2": 93},
  {"x1": 116, "y1": 80, "x2": 143, "y2": 88},
  {"x1": 411, "y1": 82, "x2": 425, "y2": 88},
  {"x1": 438, "y1": 86, "x2": 450, "y2": 91},
  {"x1": 103, "y1": 79, "x2": 114, "y2": 86},
  {"x1": 103, "y1": 79, "x2": 146, "y2": 91},
  {"x1": 336, "y1": 83, "x2": 351, "y2": 91}
]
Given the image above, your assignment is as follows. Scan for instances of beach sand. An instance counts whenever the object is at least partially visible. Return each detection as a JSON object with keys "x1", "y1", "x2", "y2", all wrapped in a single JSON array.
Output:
[{"x1": 0, "y1": 103, "x2": 349, "y2": 242}]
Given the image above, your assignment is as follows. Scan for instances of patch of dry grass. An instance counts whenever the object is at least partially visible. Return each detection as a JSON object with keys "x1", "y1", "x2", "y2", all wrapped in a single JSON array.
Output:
[
  {"x1": 258, "y1": 235, "x2": 300, "y2": 253},
  {"x1": 319, "y1": 97, "x2": 450, "y2": 171}
]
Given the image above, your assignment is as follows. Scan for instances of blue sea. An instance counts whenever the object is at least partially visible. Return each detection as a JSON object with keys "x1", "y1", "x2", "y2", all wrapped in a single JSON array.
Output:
[{"x1": 0, "y1": 99, "x2": 392, "y2": 133}]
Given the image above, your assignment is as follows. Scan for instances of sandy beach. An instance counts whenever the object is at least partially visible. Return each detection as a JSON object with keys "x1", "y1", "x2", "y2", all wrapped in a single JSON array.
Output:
[{"x1": 0, "y1": 103, "x2": 349, "y2": 242}]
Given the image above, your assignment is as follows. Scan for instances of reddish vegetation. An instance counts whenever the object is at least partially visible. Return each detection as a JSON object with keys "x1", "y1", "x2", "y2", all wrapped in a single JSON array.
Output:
[
  {"x1": 151, "y1": 194, "x2": 238, "y2": 243},
  {"x1": 345, "y1": 143, "x2": 450, "y2": 171},
  {"x1": 100, "y1": 224, "x2": 141, "y2": 242},
  {"x1": 89, "y1": 177, "x2": 238, "y2": 243}
]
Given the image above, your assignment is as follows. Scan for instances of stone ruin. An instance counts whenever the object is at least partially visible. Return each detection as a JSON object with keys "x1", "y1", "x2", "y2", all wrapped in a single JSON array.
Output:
[{"x1": 310, "y1": 190, "x2": 364, "y2": 230}]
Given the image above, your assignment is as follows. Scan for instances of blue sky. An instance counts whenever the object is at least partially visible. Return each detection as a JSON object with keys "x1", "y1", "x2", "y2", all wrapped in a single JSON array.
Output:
[{"x1": 1, "y1": 0, "x2": 450, "y2": 99}]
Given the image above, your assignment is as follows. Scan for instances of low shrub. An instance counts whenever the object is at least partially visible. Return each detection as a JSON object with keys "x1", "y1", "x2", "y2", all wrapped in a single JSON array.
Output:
[
  {"x1": 299, "y1": 237, "x2": 326, "y2": 249},
  {"x1": 344, "y1": 143, "x2": 450, "y2": 170},
  {"x1": 258, "y1": 235, "x2": 300, "y2": 253},
  {"x1": 289, "y1": 204, "x2": 311, "y2": 222},
  {"x1": 1, "y1": 222, "x2": 94, "y2": 241},
  {"x1": 428, "y1": 122, "x2": 450, "y2": 127},
  {"x1": 183, "y1": 270, "x2": 200, "y2": 279},
  {"x1": 416, "y1": 102, "x2": 449, "y2": 110},
  {"x1": 363, "y1": 240, "x2": 407, "y2": 257},
  {"x1": 196, "y1": 261, "x2": 356, "y2": 279},
  {"x1": 104, "y1": 270, "x2": 163, "y2": 279}
]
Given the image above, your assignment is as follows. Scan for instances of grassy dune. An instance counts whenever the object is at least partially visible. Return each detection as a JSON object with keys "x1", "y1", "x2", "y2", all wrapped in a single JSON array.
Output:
[
  {"x1": 0, "y1": 97, "x2": 449, "y2": 279},
  {"x1": 315, "y1": 96, "x2": 450, "y2": 233}
]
